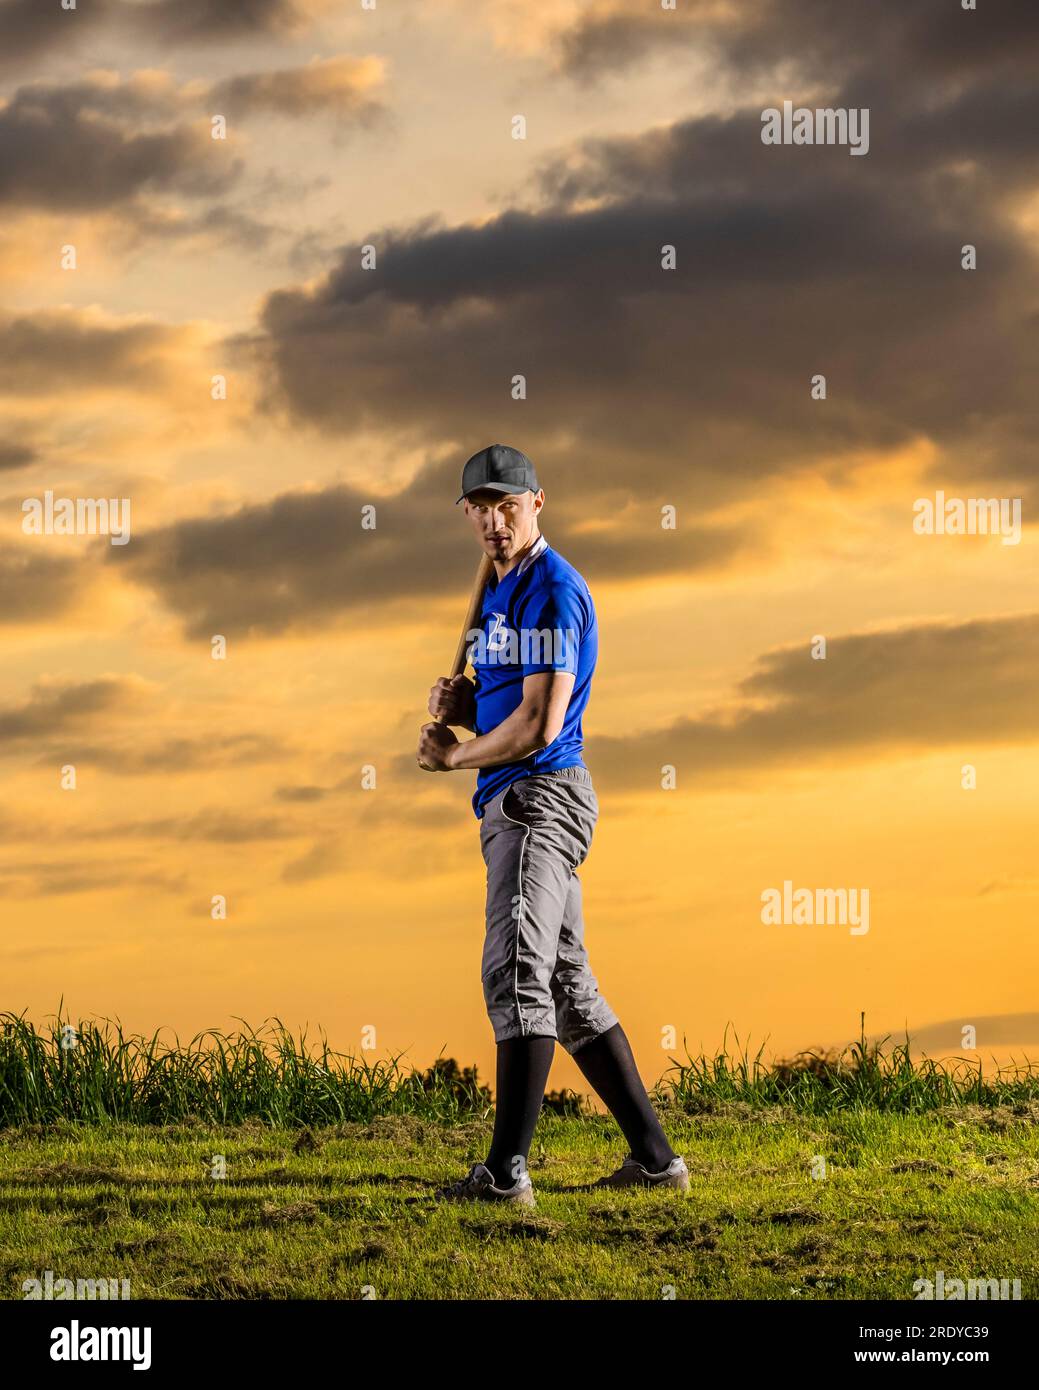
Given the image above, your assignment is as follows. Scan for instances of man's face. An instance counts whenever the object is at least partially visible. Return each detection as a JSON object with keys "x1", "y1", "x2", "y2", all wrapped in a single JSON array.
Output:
[{"x1": 463, "y1": 488, "x2": 544, "y2": 561}]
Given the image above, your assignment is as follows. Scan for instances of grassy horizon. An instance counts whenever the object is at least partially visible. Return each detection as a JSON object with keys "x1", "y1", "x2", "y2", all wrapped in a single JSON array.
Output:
[{"x1": 2, "y1": 1007, "x2": 1037, "y2": 1129}]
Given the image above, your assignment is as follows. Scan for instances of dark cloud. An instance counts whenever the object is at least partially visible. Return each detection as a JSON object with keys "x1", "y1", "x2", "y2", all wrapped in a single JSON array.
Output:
[
  {"x1": 0, "y1": 805, "x2": 301, "y2": 850},
  {"x1": 554, "y1": 10, "x2": 669, "y2": 84},
  {"x1": 0, "y1": 308, "x2": 192, "y2": 395},
  {"x1": 0, "y1": 442, "x2": 38, "y2": 471},
  {"x1": 130, "y1": 0, "x2": 320, "y2": 46},
  {"x1": 0, "y1": 66, "x2": 363, "y2": 248},
  {"x1": 0, "y1": 675, "x2": 150, "y2": 746},
  {"x1": 0, "y1": 548, "x2": 90, "y2": 623},
  {"x1": 585, "y1": 612, "x2": 1039, "y2": 791},
  {"x1": 0, "y1": 0, "x2": 319, "y2": 71},
  {"x1": 0, "y1": 857, "x2": 191, "y2": 899},
  {"x1": 248, "y1": 50, "x2": 1039, "y2": 503},
  {"x1": 0, "y1": 0, "x2": 117, "y2": 71},
  {"x1": 275, "y1": 782, "x2": 341, "y2": 802},
  {"x1": 112, "y1": 471, "x2": 748, "y2": 638},
  {"x1": 210, "y1": 56, "x2": 385, "y2": 120},
  {"x1": 0, "y1": 78, "x2": 241, "y2": 212},
  {"x1": 554, "y1": 0, "x2": 1039, "y2": 87},
  {"x1": 126, "y1": 200, "x2": 282, "y2": 252}
]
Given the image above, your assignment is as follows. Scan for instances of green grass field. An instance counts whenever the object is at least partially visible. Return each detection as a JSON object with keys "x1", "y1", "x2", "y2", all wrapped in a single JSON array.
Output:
[
  {"x1": 1, "y1": 1010, "x2": 1037, "y2": 1300},
  {"x1": 2, "y1": 1106, "x2": 1037, "y2": 1300}
]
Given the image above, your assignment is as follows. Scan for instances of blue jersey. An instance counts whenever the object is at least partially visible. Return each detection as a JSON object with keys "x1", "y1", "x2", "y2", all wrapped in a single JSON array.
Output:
[{"x1": 468, "y1": 536, "x2": 597, "y2": 818}]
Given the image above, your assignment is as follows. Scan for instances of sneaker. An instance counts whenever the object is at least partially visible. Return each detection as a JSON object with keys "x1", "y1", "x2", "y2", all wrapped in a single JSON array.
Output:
[
  {"x1": 435, "y1": 1162, "x2": 536, "y2": 1208},
  {"x1": 593, "y1": 1153, "x2": 690, "y2": 1191}
]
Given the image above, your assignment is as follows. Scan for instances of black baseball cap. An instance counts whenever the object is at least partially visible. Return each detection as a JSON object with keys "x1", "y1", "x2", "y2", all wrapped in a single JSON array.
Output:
[{"x1": 455, "y1": 444, "x2": 540, "y2": 505}]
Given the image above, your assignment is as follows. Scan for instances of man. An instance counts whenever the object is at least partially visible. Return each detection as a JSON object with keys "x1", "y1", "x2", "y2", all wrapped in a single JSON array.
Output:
[{"x1": 416, "y1": 443, "x2": 689, "y2": 1208}]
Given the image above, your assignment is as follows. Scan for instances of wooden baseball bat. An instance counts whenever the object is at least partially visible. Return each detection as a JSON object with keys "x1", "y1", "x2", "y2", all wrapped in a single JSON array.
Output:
[
  {"x1": 444, "y1": 552, "x2": 496, "y2": 688},
  {"x1": 419, "y1": 552, "x2": 495, "y2": 767}
]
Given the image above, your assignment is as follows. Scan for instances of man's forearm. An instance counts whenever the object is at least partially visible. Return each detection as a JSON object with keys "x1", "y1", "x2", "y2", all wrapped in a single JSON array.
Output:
[{"x1": 448, "y1": 704, "x2": 548, "y2": 769}]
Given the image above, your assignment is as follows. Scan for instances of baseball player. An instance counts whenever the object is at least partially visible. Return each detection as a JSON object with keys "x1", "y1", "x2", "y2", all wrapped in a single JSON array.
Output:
[{"x1": 417, "y1": 444, "x2": 689, "y2": 1207}]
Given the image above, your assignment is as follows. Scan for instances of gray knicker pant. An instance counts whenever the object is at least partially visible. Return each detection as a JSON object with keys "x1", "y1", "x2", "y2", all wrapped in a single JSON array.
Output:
[{"x1": 479, "y1": 765, "x2": 620, "y2": 1054}]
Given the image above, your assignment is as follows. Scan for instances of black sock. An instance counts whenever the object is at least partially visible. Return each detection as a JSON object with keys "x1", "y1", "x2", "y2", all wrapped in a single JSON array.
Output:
[
  {"x1": 571, "y1": 1023, "x2": 677, "y2": 1172},
  {"x1": 485, "y1": 1035, "x2": 556, "y2": 1187}
]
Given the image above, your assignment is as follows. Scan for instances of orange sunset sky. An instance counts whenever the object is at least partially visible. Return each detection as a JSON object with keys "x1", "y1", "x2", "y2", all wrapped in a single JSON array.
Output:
[{"x1": 1, "y1": 0, "x2": 1037, "y2": 1096}]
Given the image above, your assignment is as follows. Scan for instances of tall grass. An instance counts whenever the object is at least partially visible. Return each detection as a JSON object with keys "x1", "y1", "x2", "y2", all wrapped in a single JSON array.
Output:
[
  {"x1": 1, "y1": 1008, "x2": 1036, "y2": 1127},
  {"x1": 659, "y1": 1015, "x2": 1039, "y2": 1114},
  {"x1": 0, "y1": 1009, "x2": 491, "y2": 1127}
]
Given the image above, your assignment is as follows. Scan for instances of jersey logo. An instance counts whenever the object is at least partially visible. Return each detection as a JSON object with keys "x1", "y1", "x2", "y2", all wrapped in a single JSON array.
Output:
[{"x1": 486, "y1": 611, "x2": 509, "y2": 654}]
